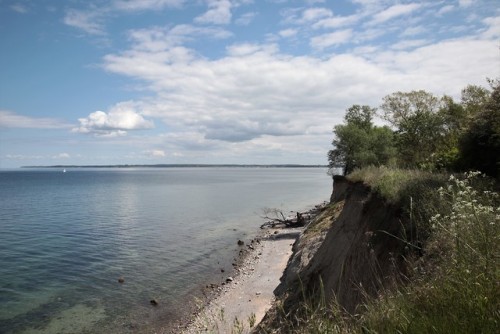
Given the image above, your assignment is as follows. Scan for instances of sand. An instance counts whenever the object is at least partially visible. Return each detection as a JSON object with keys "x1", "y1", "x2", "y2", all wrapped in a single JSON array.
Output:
[{"x1": 181, "y1": 227, "x2": 301, "y2": 334}]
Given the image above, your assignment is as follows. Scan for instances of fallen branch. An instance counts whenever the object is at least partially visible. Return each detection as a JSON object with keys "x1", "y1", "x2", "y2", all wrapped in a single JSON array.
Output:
[{"x1": 260, "y1": 208, "x2": 305, "y2": 229}]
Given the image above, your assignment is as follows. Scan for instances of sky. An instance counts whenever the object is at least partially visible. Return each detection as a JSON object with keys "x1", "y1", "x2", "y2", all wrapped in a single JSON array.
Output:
[{"x1": 0, "y1": 0, "x2": 499, "y2": 168}]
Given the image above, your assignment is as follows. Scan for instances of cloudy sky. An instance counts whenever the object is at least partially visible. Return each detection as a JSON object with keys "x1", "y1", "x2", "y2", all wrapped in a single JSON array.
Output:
[{"x1": 0, "y1": 0, "x2": 498, "y2": 167}]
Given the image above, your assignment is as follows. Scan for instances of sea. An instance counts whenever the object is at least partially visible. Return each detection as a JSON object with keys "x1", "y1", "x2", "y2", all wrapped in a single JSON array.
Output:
[{"x1": 0, "y1": 167, "x2": 333, "y2": 333}]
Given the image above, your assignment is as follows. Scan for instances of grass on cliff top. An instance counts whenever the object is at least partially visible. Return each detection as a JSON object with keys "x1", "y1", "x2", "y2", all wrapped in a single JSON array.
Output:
[
  {"x1": 347, "y1": 165, "x2": 446, "y2": 203},
  {"x1": 259, "y1": 168, "x2": 499, "y2": 334}
]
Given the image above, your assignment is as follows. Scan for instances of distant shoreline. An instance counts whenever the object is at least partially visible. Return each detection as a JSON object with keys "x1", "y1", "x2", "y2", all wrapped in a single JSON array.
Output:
[{"x1": 21, "y1": 164, "x2": 328, "y2": 169}]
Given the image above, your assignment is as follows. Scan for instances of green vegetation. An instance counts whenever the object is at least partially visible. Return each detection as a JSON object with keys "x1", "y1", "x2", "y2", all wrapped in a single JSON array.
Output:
[
  {"x1": 261, "y1": 80, "x2": 499, "y2": 333},
  {"x1": 260, "y1": 169, "x2": 499, "y2": 334},
  {"x1": 359, "y1": 171, "x2": 499, "y2": 333},
  {"x1": 329, "y1": 80, "x2": 500, "y2": 178},
  {"x1": 328, "y1": 105, "x2": 396, "y2": 175}
]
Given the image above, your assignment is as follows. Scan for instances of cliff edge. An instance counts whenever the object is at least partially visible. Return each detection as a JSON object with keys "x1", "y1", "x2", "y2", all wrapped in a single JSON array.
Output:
[{"x1": 259, "y1": 175, "x2": 411, "y2": 329}]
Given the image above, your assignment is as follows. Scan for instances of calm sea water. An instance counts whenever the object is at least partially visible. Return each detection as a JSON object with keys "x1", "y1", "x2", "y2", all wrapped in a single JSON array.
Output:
[{"x1": 0, "y1": 167, "x2": 332, "y2": 333}]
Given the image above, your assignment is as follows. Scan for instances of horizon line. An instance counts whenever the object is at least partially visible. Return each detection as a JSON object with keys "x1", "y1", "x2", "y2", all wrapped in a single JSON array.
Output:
[{"x1": 21, "y1": 163, "x2": 330, "y2": 169}]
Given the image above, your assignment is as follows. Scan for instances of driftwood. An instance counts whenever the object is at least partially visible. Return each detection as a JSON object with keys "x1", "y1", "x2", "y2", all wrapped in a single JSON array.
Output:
[
  {"x1": 260, "y1": 208, "x2": 305, "y2": 229},
  {"x1": 260, "y1": 203, "x2": 328, "y2": 229}
]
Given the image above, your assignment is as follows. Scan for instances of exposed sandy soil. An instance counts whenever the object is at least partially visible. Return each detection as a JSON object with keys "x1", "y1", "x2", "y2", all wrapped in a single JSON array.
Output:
[{"x1": 181, "y1": 227, "x2": 301, "y2": 334}]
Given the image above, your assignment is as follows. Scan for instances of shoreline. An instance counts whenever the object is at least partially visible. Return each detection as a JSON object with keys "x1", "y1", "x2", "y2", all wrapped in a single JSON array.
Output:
[
  {"x1": 171, "y1": 203, "x2": 326, "y2": 334},
  {"x1": 179, "y1": 227, "x2": 300, "y2": 333}
]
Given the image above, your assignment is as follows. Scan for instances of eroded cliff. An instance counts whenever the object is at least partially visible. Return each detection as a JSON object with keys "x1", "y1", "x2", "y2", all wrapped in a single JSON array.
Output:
[{"x1": 260, "y1": 175, "x2": 411, "y2": 329}]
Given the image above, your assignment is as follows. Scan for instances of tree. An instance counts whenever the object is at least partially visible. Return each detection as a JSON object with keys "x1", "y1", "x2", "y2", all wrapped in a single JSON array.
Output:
[
  {"x1": 328, "y1": 105, "x2": 396, "y2": 175},
  {"x1": 380, "y1": 91, "x2": 446, "y2": 168},
  {"x1": 380, "y1": 90, "x2": 443, "y2": 127},
  {"x1": 461, "y1": 84, "x2": 490, "y2": 117},
  {"x1": 344, "y1": 104, "x2": 374, "y2": 130},
  {"x1": 458, "y1": 79, "x2": 500, "y2": 178}
]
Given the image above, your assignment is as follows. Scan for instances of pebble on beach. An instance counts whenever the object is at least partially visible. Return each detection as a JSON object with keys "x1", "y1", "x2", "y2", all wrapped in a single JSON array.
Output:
[
  {"x1": 118, "y1": 277, "x2": 125, "y2": 284},
  {"x1": 150, "y1": 299, "x2": 159, "y2": 306}
]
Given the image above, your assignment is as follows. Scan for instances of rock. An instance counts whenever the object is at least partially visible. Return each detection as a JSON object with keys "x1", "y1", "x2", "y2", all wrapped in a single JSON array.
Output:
[
  {"x1": 226, "y1": 277, "x2": 234, "y2": 283},
  {"x1": 150, "y1": 299, "x2": 159, "y2": 306},
  {"x1": 237, "y1": 240, "x2": 245, "y2": 246},
  {"x1": 220, "y1": 268, "x2": 225, "y2": 273},
  {"x1": 118, "y1": 277, "x2": 125, "y2": 284}
]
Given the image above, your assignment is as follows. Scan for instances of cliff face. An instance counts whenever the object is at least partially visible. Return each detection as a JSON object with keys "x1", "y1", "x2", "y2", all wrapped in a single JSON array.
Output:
[{"x1": 275, "y1": 176, "x2": 408, "y2": 315}]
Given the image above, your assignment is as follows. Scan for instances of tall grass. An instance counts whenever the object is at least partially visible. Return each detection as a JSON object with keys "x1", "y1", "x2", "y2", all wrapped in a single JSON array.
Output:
[
  {"x1": 259, "y1": 168, "x2": 499, "y2": 334},
  {"x1": 348, "y1": 166, "x2": 448, "y2": 248},
  {"x1": 360, "y1": 171, "x2": 500, "y2": 333}
]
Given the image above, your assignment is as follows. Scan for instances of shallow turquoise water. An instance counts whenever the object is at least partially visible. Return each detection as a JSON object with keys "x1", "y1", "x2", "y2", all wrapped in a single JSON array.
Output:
[{"x1": 0, "y1": 167, "x2": 332, "y2": 333}]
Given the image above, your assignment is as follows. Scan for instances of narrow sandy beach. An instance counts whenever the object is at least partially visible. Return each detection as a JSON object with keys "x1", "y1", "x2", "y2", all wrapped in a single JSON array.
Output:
[{"x1": 182, "y1": 227, "x2": 301, "y2": 334}]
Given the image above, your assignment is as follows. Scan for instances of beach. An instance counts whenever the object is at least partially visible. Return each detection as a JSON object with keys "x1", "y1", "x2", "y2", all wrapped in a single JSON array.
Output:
[{"x1": 179, "y1": 226, "x2": 302, "y2": 333}]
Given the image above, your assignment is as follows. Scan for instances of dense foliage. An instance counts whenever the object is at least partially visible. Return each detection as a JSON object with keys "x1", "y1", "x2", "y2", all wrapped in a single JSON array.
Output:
[
  {"x1": 328, "y1": 80, "x2": 500, "y2": 178},
  {"x1": 328, "y1": 105, "x2": 395, "y2": 175}
]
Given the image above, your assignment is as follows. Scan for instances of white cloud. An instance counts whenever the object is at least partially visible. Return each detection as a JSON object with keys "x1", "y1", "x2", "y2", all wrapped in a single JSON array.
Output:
[
  {"x1": 5, "y1": 154, "x2": 44, "y2": 161},
  {"x1": 301, "y1": 7, "x2": 332, "y2": 22},
  {"x1": 64, "y1": 0, "x2": 186, "y2": 35},
  {"x1": 279, "y1": 28, "x2": 298, "y2": 38},
  {"x1": 10, "y1": 3, "x2": 28, "y2": 13},
  {"x1": 310, "y1": 29, "x2": 353, "y2": 49},
  {"x1": 53, "y1": 153, "x2": 71, "y2": 159},
  {"x1": 226, "y1": 42, "x2": 278, "y2": 56},
  {"x1": 195, "y1": 0, "x2": 233, "y2": 25},
  {"x1": 235, "y1": 12, "x2": 257, "y2": 25},
  {"x1": 371, "y1": 3, "x2": 422, "y2": 25},
  {"x1": 100, "y1": 30, "x2": 498, "y2": 155},
  {"x1": 391, "y1": 39, "x2": 429, "y2": 50},
  {"x1": 458, "y1": 0, "x2": 475, "y2": 8},
  {"x1": 112, "y1": 0, "x2": 185, "y2": 11},
  {"x1": 305, "y1": 0, "x2": 325, "y2": 4},
  {"x1": 313, "y1": 14, "x2": 361, "y2": 29},
  {"x1": 73, "y1": 102, "x2": 154, "y2": 137},
  {"x1": 400, "y1": 25, "x2": 427, "y2": 37},
  {"x1": 0, "y1": 110, "x2": 71, "y2": 129},
  {"x1": 482, "y1": 16, "x2": 500, "y2": 39},
  {"x1": 437, "y1": 4, "x2": 455, "y2": 16},
  {"x1": 145, "y1": 149, "x2": 166, "y2": 157},
  {"x1": 282, "y1": 6, "x2": 333, "y2": 25},
  {"x1": 127, "y1": 24, "x2": 232, "y2": 52},
  {"x1": 63, "y1": 8, "x2": 106, "y2": 35}
]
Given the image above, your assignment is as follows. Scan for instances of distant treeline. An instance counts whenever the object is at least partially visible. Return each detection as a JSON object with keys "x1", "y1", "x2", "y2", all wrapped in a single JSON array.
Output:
[
  {"x1": 328, "y1": 79, "x2": 500, "y2": 179},
  {"x1": 22, "y1": 164, "x2": 327, "y2": 169}
]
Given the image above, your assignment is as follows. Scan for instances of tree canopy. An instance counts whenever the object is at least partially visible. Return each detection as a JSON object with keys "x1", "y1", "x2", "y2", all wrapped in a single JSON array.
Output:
[
  {"x1": 328, "y1": 105, "x2": 395, "y2": 175},
  {"x1": 328, "y1": 81, "x2": 499, "y2": 179}
]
